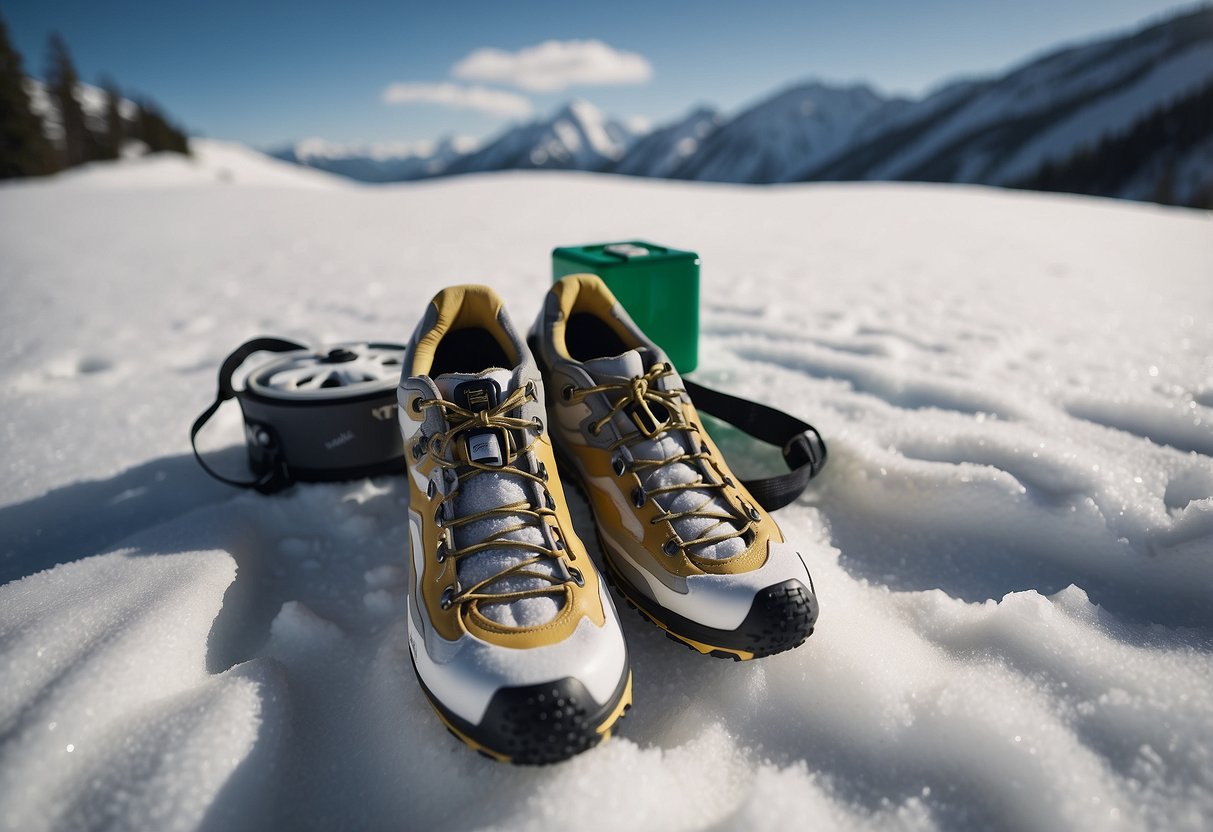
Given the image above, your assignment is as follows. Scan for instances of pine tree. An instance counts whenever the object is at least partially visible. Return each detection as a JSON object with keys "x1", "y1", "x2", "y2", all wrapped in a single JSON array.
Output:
[
  {"x1": 132, "y1": 96, "x2": 189, "y2": 156},
  {"x1": 45, "y1": 32, "x2": 98, "y2": 168},
  {"x1": 0, "y1": 11, "x2": 55, "y2": 178},
  {"x1": 97, "y1": 75, "x2": 124, "y2": 160}
]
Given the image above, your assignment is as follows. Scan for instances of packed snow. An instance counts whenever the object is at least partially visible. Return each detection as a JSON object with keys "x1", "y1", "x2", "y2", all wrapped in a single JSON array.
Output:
[{"x1": 1, "y1": 143, "x2": 1211, "y2": 832}]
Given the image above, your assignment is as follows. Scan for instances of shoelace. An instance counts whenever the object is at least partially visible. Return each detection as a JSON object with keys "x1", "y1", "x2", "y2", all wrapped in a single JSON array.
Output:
[
  {"x1": 418, "y1": 384, "x2": 578, "y2": 613},
  {"x1": 568, "y1": 363, "x2": 755, "y2": 556}
]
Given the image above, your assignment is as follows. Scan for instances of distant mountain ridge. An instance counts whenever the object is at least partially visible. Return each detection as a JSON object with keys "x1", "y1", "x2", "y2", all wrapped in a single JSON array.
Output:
[
  {"x1": 273, "y1": 136, "x2": 479, "y2": 183},
  {"x1": 271, "y1": 7, "x2": 1213, "y2": 207},
  {"x1": 661, "y1": 82, "x2": 891, "y2": 183},
  {"x1": 439, "y1": 99, "x2": 638, "y2": 175},
  {"x1": 798, "y1": 7, "x2": 1213, "y2": 187}
]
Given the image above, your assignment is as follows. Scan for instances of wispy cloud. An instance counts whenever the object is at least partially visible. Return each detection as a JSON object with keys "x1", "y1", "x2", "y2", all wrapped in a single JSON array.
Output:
[
  {"x1": 380, "y1": 82, "x2": 533, "y2": 118},
  {"x1": 451, "y1": 40, "x2": 653, "y2": 93}
]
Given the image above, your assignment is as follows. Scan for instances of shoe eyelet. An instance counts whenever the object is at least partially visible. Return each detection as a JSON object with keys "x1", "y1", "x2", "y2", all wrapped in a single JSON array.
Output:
[
  {"x1": 531, "y1": 415, "x2": 544, "y2": 433},
  {"x1": 700, "y1": 442, "x2": 709, "y2": 455},
  {"x1": 588, "y1": 422, "x2": 601, "y2": 436},
  {"x1": 568, "y1": 567, "x2": 584, "y2": 586},
  {"x1": 662, "y1": 539, "x2": 680, "y2": 556},
  {"x1": 426, "y1": 480, "x2": 436, "y2": 499},
  {"x1": 524, "y1": 379, "x2": 537, "y2": 400},
  {"x1": 440, "y1": 586, "x2": 456, "y2": 610},
  {"x1": 545, "y1": 491, "x2": 556, "y2": 510},
  {"x1": 412, "y1": 439, "x2": 425, "y2": 459},
  {"x1": 434, "y1": 503, "x2": 446, "y2": 525},
  {"x1": 435, "y1": 542, "x2": 446, "y2": 563},
  {"x1": 561, "y1": 385, "x2": 574, "y2": 401},
  {"x1": 410, "y1": 396, "x2": 424, "y2": 413},
  {"x1": 748, "y1": 505, "x2": 761, "y2": 521},
  {"x1": 631, "y1": 487, "x2": 646, "y2": 508},
  {"x1": 611, "y1": 455, "x2": 627, "y2": 477}
]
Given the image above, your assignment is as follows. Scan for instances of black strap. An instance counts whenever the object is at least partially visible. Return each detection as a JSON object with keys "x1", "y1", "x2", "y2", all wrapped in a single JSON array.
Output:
[
  {"x1": 190, "y1": 337, "x2": 308, "y2": 494},
  {"x1": 683, "y1": 379, "x2": 827, "y2": 511}
]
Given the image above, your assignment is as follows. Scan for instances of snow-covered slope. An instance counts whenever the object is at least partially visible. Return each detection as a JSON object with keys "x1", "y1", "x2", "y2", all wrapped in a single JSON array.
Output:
[
  {"x1": 611, "y1": 107, "x2": 724, "y2": 178},
  {"x1": 445, "y1": 99, "x2": 636, "y2": 174},
  {"x1": 14, "y1": 138, "x2": 351, "y2": 189},
  {"x1": 803, "y1": 7, "x2": 1213, "y2": 191},
  {"x1": 668, "y1": 82, "x2": 890, "y2": 183},
  {"x1": 1, "y1": 152, "x2": 1211, "y2": 831}
]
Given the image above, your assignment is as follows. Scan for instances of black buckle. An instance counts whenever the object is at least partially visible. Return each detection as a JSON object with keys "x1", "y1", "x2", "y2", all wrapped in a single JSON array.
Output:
[
  {"x1": 246, "y1": 422, "x2": 294, "y2": 494},
  {"x1": 254, "y1": 455, "x2": 293, "y2": 494},
  {"x1": 783, "y1": 429, "x2": 827, "y2": 478}
]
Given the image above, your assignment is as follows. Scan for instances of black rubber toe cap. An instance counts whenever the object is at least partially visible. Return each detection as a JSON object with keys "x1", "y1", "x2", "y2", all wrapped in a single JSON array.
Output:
[
  {"x1": 737, "y1": 579, "x2": 819, "y2": 658},
  {"x1": 413, "y1": 657, "x2": 632, "y2": 765}
]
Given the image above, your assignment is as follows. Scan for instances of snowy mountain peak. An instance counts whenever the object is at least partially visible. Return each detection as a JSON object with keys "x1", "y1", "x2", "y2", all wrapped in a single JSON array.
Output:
[
  {"x1": 555, "y1": 98, "x2": 604, "y2": 125},
  {"x1": 292, "y1": 137, "x2": 434, "y2": 163},
  {"x1": 262, "y1": 7, "x2": 1213, "y2": 205},
  {"x1": 662, "y1": 80, "x2": 892, "y2": 183},
  {"x1": 445, "y1": 99, "x2": 636, "y2": 174},
  {"x1": 271, "y1": 134, "x2": 481, "y2": 182},
  {"x1": 612, "y1": 106, "x2": 725, "y2": 178},
  {"x1": 798, "y1": 6, "x2": 1213, "y2": 205},
  {"x1": 549, "y1": 98, "x2": 625, "y2": 160}
]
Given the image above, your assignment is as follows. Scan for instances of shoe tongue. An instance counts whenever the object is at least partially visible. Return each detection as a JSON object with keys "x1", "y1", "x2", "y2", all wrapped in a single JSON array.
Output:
[
  {"x1": 582, "y1": 348, "x2": 648, "y2": 381},
  {"x1": 434, "y1": 367, "x2": 514, "y2": 401},
  {"x1": 434, "y1": 368, "x2": 515, "y2": 466}
]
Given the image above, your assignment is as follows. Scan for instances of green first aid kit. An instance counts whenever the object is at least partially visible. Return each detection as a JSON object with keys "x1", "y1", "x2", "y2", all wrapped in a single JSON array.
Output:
[{"x1": 551, "y1": 241, "x2": 700, "y2": 372}]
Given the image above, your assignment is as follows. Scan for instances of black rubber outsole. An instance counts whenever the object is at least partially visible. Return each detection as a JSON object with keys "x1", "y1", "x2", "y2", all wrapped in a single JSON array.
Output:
[
  {"x1": 410, "y1": 651, "x2": 632, "y2": 765},
  {"x1": 602, "y1": 548, "x2": 818, "y2": 660}
]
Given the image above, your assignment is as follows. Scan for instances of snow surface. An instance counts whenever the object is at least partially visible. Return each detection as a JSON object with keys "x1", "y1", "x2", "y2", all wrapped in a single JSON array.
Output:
[{"x1": 1, "y1": 144, "x2": 1212, "y2": 832}]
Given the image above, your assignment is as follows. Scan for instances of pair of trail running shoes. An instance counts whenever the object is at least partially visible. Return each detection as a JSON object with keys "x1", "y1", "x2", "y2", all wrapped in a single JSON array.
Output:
[{"x1": 398, "y1": 274, "x2": 819, "y2": 764}]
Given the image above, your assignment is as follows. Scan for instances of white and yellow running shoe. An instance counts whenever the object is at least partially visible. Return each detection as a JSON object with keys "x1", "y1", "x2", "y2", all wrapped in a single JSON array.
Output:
[
  {"x1": 398, "y1": 284, "x2": 631, "y2": 764},
  {"x1": 529, "y1": 275, "x2": 819, "y2": 661}
]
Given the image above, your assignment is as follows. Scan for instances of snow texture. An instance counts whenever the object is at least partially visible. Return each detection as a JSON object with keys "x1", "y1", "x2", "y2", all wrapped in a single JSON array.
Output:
[{"x1": 1, "y1": 144, "x2": 1212, "y2": 832}]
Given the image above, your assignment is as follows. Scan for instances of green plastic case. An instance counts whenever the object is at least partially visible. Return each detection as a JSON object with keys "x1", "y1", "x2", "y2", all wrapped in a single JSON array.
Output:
[{"x1": 551, "y1": 241, "x2": 700, "y2": 372}]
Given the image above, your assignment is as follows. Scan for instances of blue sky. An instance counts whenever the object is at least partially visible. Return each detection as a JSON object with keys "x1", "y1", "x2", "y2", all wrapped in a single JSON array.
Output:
[{"x1": 2, "y1": 0, "x2": 1199, "y2": 149}]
